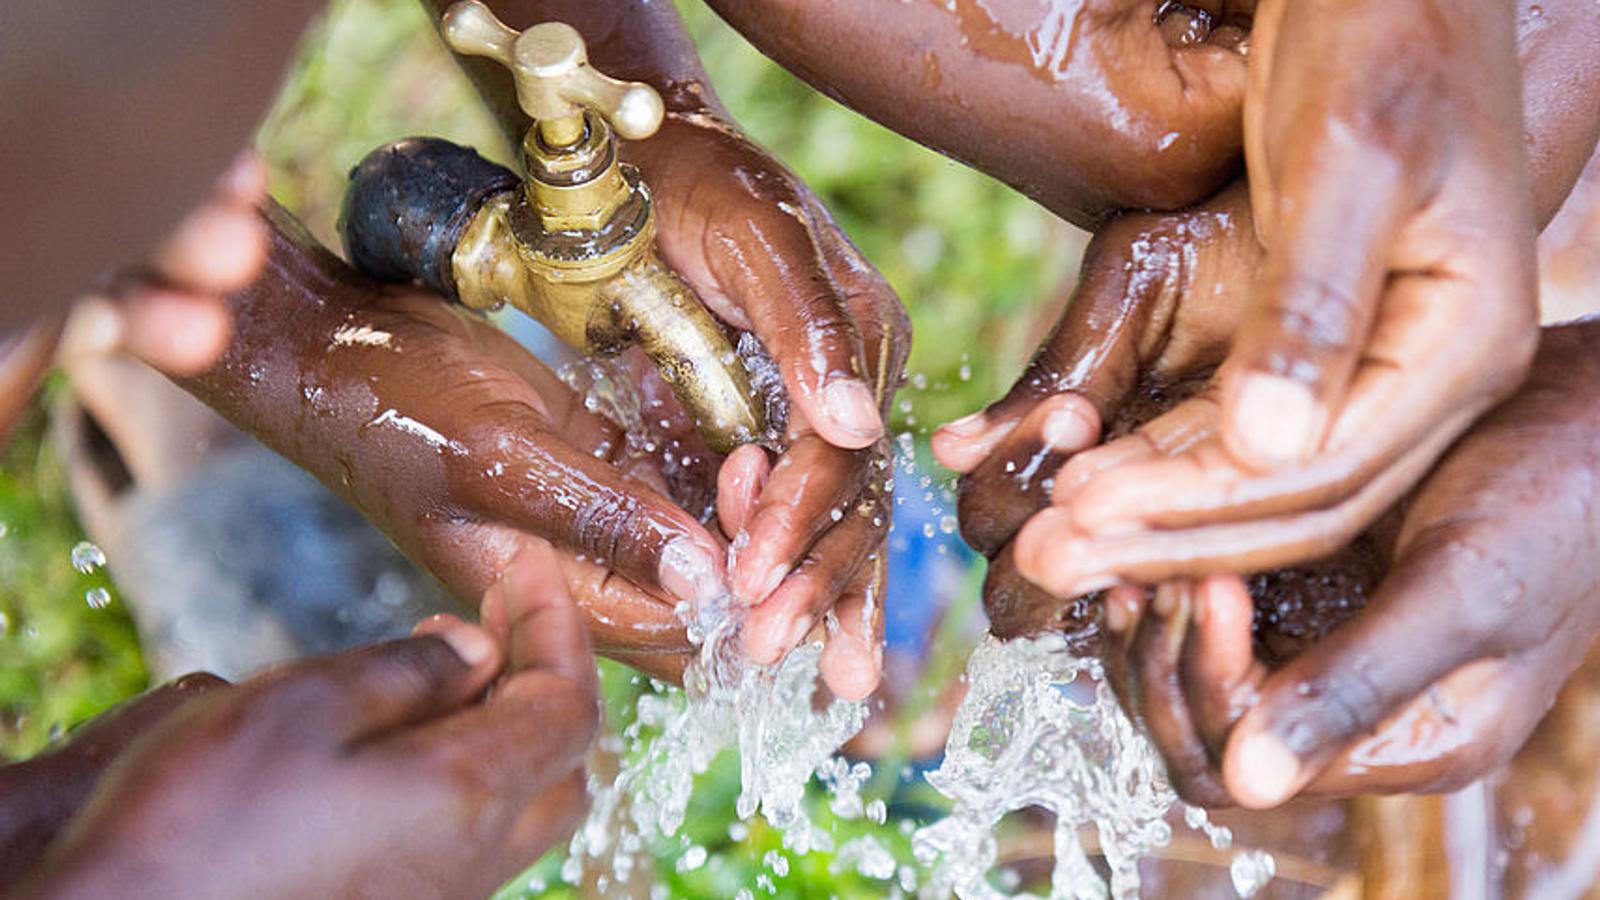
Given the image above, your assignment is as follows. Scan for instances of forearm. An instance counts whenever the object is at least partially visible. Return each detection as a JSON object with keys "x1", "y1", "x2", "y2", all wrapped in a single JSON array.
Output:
[{"x1": 705, "y1": 0, "x2": 1246, "y2": 226}]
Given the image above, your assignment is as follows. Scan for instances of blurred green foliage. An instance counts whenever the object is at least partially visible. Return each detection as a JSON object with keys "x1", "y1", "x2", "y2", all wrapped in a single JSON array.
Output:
[{"x1": 0, "y1": 390, "x2": 146, "y2": 760}]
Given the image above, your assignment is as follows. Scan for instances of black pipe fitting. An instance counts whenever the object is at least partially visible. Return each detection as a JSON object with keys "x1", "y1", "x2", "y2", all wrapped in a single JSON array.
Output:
[{"x1": 339, "y1": 137, "x2": 518, "y2": 299}]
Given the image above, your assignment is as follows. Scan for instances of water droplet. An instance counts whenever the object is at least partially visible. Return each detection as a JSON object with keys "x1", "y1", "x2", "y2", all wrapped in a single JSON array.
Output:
[
  {"x1": 938, "y1": 515, "x2": 958, "y2": 535},
  {"x1": 0, "y1": 521, "x2": 8, "y2": 539},
  {"x1": 866, "y1": 798, "x2": 888, "y2": 824},
  {"x1": 85, "y1": 587, "x2": 112, "y2": 610},
  {"x1": 958, "y1": 363, "x2": 972, "y2": 382},
  {"x1": 1230, "y1": 850, "x2": 1275, "y2": 897},
  {"x1": 676, "y1": 845, "x2": 707, "y2": 873},
  {"x1": 830, "y1": 507, "x2": 844, "y2": 522},
  {"x1": 763, "y1": 849, "x2": 789, "y2": 877},
  {"x1": 922, "y1": 523, "x2": 936, "y2": 539},
  {"x1": 70, "y1": 541, "x2": 106, "y2": 574}
]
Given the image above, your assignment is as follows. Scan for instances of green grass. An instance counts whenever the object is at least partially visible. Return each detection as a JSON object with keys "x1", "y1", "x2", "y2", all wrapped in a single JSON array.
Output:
[
  {"x1": 2, "y1": 0, "x2": 1087, "y2": 892},
  {"x1": 0, "y1": 385, "x2": 146, "y2": 760}
]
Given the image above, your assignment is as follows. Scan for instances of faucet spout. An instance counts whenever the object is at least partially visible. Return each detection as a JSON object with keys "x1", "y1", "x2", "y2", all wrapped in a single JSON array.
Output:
[{"x1": 595, "y1": 251, "x2": 764, "y2": 451}]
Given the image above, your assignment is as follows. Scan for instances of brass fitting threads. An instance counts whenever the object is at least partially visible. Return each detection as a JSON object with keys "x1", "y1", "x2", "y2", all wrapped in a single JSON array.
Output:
[{"x1": 439, "y1": 2, "x2": 766, "y2": 454}]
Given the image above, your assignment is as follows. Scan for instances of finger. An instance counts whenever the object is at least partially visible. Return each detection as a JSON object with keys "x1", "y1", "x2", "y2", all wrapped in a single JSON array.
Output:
[
  {"x1": 1070, "y1": 280, "x2": 1518, "y2": 534},
  {"x1": 151, "y1": 189, "x2": 270, "y2": 295},
  {"x1": 819, "y1": 555, "x2": 887, "y2": 701},
  {"x1": 932, "y1": 213, "x2": 1177, "y2": 472},
  {"x1": 57, "y1": 672, "x2": 231, "y2": 763},
  {"x1": 717, "y1": 443, "x2": 772, "y2": 539},
  {"x1": 657, "y1": 138, "x2": 881, "y2": 450},
  {"x1": 803, "y1": 191, "x2": 910, "y2": 410},
  {"x1": 740, "y1": 506, "x2": 885, "y2": 665},
  {"x1": 982, "y1": 543, "x2": 1106, "y2": 642},
  {"x1": 214, "y1": 148, "x2": 270, "y2": 207},
  {"x1": 463, "y1": 416, "x2": 728, "y2": 608},
  {"x1": 56, "y1": 289, "x2": 231, "y2": 379},
  {"x1": 1016, "y1": 427, "x2": 1444, "y2": 593},
  {"x1": 1304, "y1": 660, "x2": 1529, "y2": 797},
  {"x1": 1051, "y1": 386, "x2": 1228, "y2": 509},
  {"x1": 484, "y1": 541, "x2": 597, "y2": 693},
  {"x1": 730, "y1": 434, "x2": 873, "y2": 605},
  {"x1": 956, "y1": 393, "x2": 1101, "y2": 556},
  {"x1": 1101, "y1": 584, "x2": 1149, "y2": 733},
  {"x1": 1130, "y1": 582, "x2": 1234, "y2": 806},
  {"x1": 550, "y1": 546, "x2": 690, "y2": 656},
  {"x1": 1222, "y1": 528, "x2": 1504, "y2": 809},
  {"x1": 1221, "y1": 142, "x2": 1408, "y2": 468},
  {"x1": 1182, "y1": 574, "x2": 1263, "y2": 757},
  {"x1": 260, "y1": 626, "x2": 501, "y2": 745},
  {"x1": 0, "y1": 318, "x2": 62, "y2": 443},
  {"x1": 399, "y1": 651, "x2": 597, "y2": 809},
  {"x1": 1053, "y1": 392, "x2": 1221, "y2": 514}
]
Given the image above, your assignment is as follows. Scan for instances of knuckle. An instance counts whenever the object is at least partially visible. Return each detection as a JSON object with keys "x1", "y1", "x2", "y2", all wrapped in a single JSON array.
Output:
[
  {"x1": 1259, "y1": 274, "x2": 1365, "y2": 359},
  {"x1": 369, "y1": 638, "x2": 465, "y2": 697},
  {"x1": 1301, "y1": 665, "x2": 1387, "y2": 747}
]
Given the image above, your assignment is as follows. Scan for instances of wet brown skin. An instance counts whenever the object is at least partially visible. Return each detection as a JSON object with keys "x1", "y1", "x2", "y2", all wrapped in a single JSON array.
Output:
[
  {"x1": 1002, "y1": 0, "x2": 1600, "y2": 600},
  {"x1": 705, "y1": 0, "x2": 1254, "y2": 229},
  {"x1": 949, "y1": 0, "x2": 1600, "y2": 647},
  {"x1": 5, "y1": 545, "x2": 598, "y2": 900},
  {"x1": 989, "y1": 317, "x2": 1600, "y2": 814},
  {"x1": 0, "y1": 674, "x2": 227, "y2": 889},
  {"x1": 413, "y1": 0, "x2": 909, "y2": 696},
  {"x1": 177, "y1": 203, "x2": 707, "y2": 679}
]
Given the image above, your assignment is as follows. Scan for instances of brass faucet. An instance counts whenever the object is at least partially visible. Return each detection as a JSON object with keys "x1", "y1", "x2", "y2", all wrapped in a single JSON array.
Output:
[{"x1": 344, "y1": 2, "x2": 765, "y2": 454}]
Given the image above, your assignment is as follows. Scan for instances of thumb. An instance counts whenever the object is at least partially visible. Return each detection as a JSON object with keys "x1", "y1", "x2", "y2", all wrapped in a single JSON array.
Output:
[
  {"x1": 1221, "y1": 528, "x2": 1490, "y2": 808},
  {"x1": 1222, "y1": 140, "x2": 1409, "y2": 469},
  {"x1": 259, "y1": 624, "x2": 502, "y2": 745}
]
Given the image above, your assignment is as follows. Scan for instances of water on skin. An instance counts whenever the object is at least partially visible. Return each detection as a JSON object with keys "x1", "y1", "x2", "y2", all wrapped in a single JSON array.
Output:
[{"x1": 560, "y1": 362, "x2": 1272, "y2": 895}]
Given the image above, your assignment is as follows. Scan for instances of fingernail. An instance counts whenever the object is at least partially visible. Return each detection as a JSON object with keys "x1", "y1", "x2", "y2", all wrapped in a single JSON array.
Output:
[
  {"x1": 659, "y1": 539, "x2": 725, "y2": 606},
  {"x1": 824, "y1": 379, "x2": 883, "y2": 441},
  {"x1": 739, "y1": 560, "x2": 789, "y2": 606},
  {"x1": 1232, "y1": 374, "x2": 1319, "y2": 465},
  {"x1": 1232, "y1": 731, "x2": 1301, "y2": 807},
  {"x1": 1041, "y1": 404, "x2": 1097, "y2": 452},
  {"x1": 438, "y1": 624, "x2": 496, "y2": 667},
  {"x1": 941, "y1": 411, "x2": 988, "y2": 439}
]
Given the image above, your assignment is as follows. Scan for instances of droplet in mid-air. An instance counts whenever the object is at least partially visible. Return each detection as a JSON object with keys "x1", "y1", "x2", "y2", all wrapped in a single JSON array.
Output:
[{"x1": 70, "y1": 541, "x2": 106, "y2": 574}]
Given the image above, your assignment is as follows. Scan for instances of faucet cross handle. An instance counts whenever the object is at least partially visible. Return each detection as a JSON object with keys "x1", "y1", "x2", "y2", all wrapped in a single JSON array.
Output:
[{"x1": 442, "y1": 0, "x2": 665, "y2": 146}]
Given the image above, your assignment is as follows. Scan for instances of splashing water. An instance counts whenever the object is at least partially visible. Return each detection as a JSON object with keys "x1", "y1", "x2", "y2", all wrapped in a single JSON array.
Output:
[
  {"x1": 566, "y1": 590, "x2": 867, "y2": 887},
  {"x1": 912, "y1": 633, "x2": 1274, "y2": 899},
  {"x1": 553, "y1": 356, "x2": 1271, "y2": 896}
]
